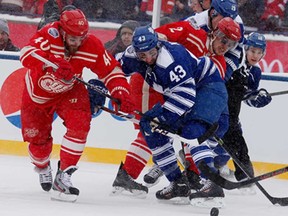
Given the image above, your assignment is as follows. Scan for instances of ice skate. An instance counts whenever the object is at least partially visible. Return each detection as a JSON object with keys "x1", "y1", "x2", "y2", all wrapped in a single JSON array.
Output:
[
  {"x1": 111, "y1": 162, "x2": 148, "y2": 198},
  {"x1": 143, "y1": 164, "x2": 164, "y2": 188},
  {"x1": 51, "y1": 161, "x2": 79, "y2": 202},
  {"x1": 235, "y1": 162, "x2": 256, "y2": 195},
  {"x1": 189, "y1": 179, "x2": 225, "y2": 208},
  {"x1": 156, "y1": 174, "x2": 191, "y2": 204},
  {"x1": 34, "y1": 163, "x2": 53, "y2": 192}
]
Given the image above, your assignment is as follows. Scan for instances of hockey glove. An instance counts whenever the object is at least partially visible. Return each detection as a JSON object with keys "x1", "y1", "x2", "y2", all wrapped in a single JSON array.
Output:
[
  {"x1": 139, "y1": 103, "x2": 173, "y2": 136},
  {"x1": 47, "y1": 55, "x2": 74, "y2": 81},
  {"x1": 88, "y1": 79, "x2": 108, "y2": 115},
  {"x1": 244, "y1": 88, "x2": 272, "y2": 108},
  {"x1": 110, "y1": 84, "x2": 135, "y2": 114}
]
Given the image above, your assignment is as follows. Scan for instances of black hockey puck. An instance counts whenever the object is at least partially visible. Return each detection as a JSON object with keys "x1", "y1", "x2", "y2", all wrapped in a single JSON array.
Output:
[{"x1": 210, "y1": 207, "x2": 219, "y2": 216}]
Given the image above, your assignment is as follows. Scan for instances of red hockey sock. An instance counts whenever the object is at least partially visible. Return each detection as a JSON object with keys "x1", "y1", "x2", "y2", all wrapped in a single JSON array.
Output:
[
  {"x1": 123, "y1": 131, "x2": 152, "y2": 179},
  {"x1": 183, "y1": 143, "x2": 200, "y2": 175}
]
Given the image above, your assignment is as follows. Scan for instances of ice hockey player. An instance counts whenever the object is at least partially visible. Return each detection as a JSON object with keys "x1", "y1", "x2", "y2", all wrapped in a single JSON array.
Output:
[
  {"x1": 118, "y1": 25, "x2": 228, "y2": 206},
  {"x1": 220, "y1": 32, "x2": 272, "y2": 193},
  {"x1": 185, "y1": 0, "x2": 244, "y2": 81},
  {"x1": 111, "y1": 17, "x2": 241, "y2": 199},
  {"x1": 19, "y1": 9, "x2": 134, "y2": 202},
  {"x1": 142, "y1": 17, "x2": 241, "y2": 189}
]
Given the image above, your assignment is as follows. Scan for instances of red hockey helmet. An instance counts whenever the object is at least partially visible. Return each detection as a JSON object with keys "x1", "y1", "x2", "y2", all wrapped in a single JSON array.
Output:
[
  {"x1": 216, "y1": 17, "x2": 241, "y2": 42},
  {"x1": 60, "y1": 9, "x2": 88, "y2": 37}
]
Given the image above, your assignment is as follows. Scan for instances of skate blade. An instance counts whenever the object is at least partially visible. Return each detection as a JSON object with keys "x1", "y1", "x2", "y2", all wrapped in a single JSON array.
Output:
[
  {"x1": 158, "y1": 196, "x2": 190, "y2": 205},
  {"x1": 190, "y1": 197, "x2": 225, "y2": 208},
  {"x1": 51, "y1": 190, "x2": 78, "y2": 202},
  {"x1": 110, "y1": 186, "x2": 147, "y2": 199}
]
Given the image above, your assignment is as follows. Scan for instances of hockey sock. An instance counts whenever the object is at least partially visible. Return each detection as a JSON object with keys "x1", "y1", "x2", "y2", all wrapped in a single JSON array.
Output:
[{"x1": 123, "y1": 131, "x2": 152, "y2": 179}]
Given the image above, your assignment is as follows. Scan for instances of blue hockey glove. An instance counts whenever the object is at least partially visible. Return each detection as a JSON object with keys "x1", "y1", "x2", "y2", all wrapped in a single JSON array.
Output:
[
  {"x1": 88, "y1": 79, "x2": 108, "y2": 115},
  {"x1": 139, "y1": 103, "x2": 166, "y2": 136},
  {"x1": 244, "y1": 88, "x2": 272, "y2": 108}
]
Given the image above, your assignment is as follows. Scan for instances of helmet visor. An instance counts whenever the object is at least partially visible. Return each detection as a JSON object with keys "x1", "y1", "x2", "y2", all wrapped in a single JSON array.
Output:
[
  {"x1": 215, "y1": 30, "x2": 237, "y2": 50},
  {"x1": 136, "y1": 48, "x2": 158, "y2": 65}
]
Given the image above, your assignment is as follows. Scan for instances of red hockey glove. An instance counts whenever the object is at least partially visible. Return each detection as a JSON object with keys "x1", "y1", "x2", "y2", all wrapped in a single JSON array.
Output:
[
  {"x1": 48, "y1": 55, "x2": 75, "y2": 81},
  {"x1": 110, "y1": 84, "x2": 135, "y2": 113}
]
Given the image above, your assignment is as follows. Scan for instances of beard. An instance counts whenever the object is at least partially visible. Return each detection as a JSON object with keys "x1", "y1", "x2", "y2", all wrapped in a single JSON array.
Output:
[
  {"x1": 68, "y1": 46, "x2": 78, "y2": 54},
  {"x1": 64, "y1": 42, "x2": 79, "y2": 57}
]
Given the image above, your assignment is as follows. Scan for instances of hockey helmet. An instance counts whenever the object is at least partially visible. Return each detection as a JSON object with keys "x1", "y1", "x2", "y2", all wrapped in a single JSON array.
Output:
[
  {"x1": 245, "y1": 32, "x2": 266, "y2": 52},
  {"x1": 60, "y1": 9, "x2": 88, "y2": 37},
  {"x1": 132, "y1": 26, "x2": 158, "y2": 52},
  {"x1": 211, "y1": 0, "x2": 238, "y2": 19},
  {"x1": 213, "y1": 17, "x2": 241, "y2": 50},
  {"x1": 217, "y1": 17, "x2": 241, "y2": 42}
]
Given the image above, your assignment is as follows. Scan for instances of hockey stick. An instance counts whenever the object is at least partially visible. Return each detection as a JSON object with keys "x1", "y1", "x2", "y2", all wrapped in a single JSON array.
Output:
[
  {"x1": 100, "y1": 106, "x2": 138, "y2": 124},
  {"x1": 31, "y1": 52, "x2": 202, "y2": 145},
  {"x1": 177, "y1": 123, "x2": 219, "y2": 169},
  {"x1": 100, "y1": 105, "x2": 202, "y2": 145},
  {"x1": 30, "y1": 52, "x2": 120, "y2": 105},
  {"x1": 269, "y1": 90, "x2": 288, "y2": 97},
  {"x1": 198, "y1": 161, "x2": 288, "y2": 190},
  {"x1": 242, "y1": 89, "x2": 288, "y2": 102},
  {"x1": 261, "y1": 74, "x2": 288, "y2": 82},
  {"x1": 213, "y1": 136, "x2": 288, "y2": 206}
]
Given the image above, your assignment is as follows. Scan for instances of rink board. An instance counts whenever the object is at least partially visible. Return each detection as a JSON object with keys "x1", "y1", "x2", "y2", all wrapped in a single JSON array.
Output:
[{"x1": 0, "y1": 49, "x2": 288, "y2": 180}]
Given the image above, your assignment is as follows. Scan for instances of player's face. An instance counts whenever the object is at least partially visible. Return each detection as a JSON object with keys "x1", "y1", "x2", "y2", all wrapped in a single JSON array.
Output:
[
  {"x1": 136, "y1": 48, "x2": 158, "y2": 65},
  {"x1": 120, "y1": 27, "x2": 133, "y2": 47},
  {"x1": 212, "y1": 30, "x2": 237, "y2": 55},
  {"x1": 0, "y1": 30, "x2": 9, "y2": 46},
  {"x1": 190, "y1": 0, "x2": 203, "y2": 13},
  {"x1": 210, "y1": 10, "x2": 224, "y2": 31},
  {"x1": 212, "y1": 36, "x2": 233, "y2": 56},
  {"x1": 246, "y1": 47, "x2": 264, "y2": 65},
  {"x1": 65, "y1": 34, "x2": 86, "y2": 54},
  {"x1": 201, "y1": 0, "x2": 211, "y2": 10}
]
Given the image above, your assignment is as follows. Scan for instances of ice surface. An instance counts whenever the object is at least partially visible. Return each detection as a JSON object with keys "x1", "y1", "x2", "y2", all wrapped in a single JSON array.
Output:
[{"x1": 0, "y1": 155, "x2": 287, "y2": 216}]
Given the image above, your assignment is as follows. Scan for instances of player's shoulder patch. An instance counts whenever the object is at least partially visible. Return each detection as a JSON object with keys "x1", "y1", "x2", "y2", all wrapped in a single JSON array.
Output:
[
  {"x1": 187, "y1": 17, "x2": 200, "y2": 30},
  {"x1": 48, "y1": 27, "x2": 60, "y2": 38},
  {"x1": 122, "y1": 46, "x2": 137, "y2": 59},
  {"x1": 127, "y1": 46, "x2": 134, "y2": 54}
]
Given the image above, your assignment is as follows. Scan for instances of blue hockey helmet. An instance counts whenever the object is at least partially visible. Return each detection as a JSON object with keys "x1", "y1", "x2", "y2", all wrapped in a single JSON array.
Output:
[
  {"x1": 211, "y1": 0, "x2": 238, "y2": 19},
  {"x1": 132, "y1": 26, "x2": 158, "y2": 52},
  {"x1": 245, "y1": 32, "x2": 266, "y2": 52}
]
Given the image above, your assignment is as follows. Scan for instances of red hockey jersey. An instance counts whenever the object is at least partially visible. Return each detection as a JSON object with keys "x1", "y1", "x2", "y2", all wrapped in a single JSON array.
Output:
[
  {"x1": 20, "y1": 21, "x2": 124, "y2": 105},
  {"x1": 156, "y1": 20, "x2": 227, "y2": 79}
]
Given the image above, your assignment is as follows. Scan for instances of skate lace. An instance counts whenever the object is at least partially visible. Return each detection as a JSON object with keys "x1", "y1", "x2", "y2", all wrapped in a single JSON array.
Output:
[
  {"x1": 199, "y1": 179, "x2": 212, "y2": 192},
  {"x1": 39, "y1": 172, "x2": 52, "y2": 184},
  {"x1": 60, "y1": 172, "x2": 73, "y2": 187},
  {"x1": 147, "y1": 165, "x2": 163, "y2": 178},
  {"x1": 125, "y1": 172, "x2": 145, "y2": 188},
  {"x1": 36, "y1": 166, "x2": 52, "y2": 184},
  {"x1": 160, "y1": 182, "x2": 175, "y2": 194}
]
